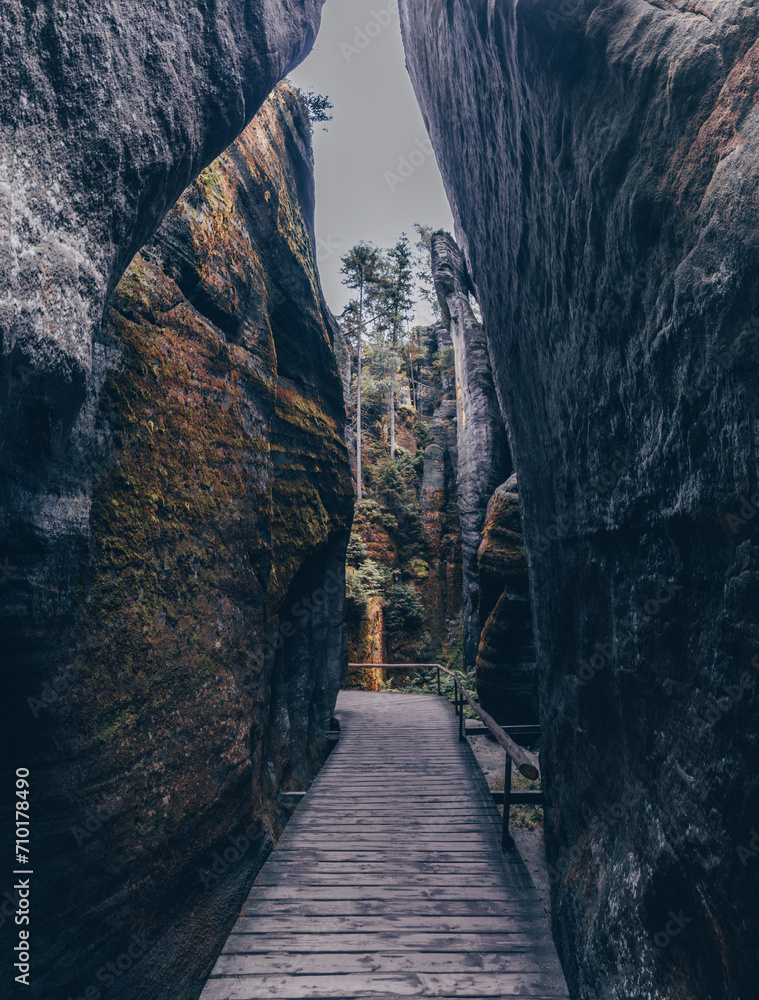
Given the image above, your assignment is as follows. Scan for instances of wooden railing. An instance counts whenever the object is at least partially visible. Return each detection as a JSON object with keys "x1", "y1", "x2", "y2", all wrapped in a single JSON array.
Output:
[{"x1": 348, "y1": 663, "x2": 544, "y2": 848}]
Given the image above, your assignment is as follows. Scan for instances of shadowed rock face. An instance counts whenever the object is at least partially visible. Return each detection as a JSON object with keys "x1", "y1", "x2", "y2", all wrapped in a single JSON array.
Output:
[
  {"x1": 477, "y1": 475, "x2": 537, "y2": 725},
  {"x1": 400, "y1": 2, "x2": 759, "y2": 998},
  {"x1": 431, "y1": 232, "x2": 511, "y2": 669},
  {"x1": 0, "y1": 84, "x2": 352, "y2": 1000},
  {"x1": 0, "y1": 0, "x2": 323, "y2": 441}
]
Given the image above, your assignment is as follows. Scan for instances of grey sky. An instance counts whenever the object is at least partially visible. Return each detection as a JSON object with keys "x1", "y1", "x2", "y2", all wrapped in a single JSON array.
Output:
[{"x1": 290, "y1": 0, "x2": 454, "y2": 323}]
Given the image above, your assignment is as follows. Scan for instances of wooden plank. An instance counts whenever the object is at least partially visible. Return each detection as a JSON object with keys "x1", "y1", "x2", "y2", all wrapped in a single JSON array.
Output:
[
  {"x1": 316, "y1": 777, "x2": 485, "y2": 782},
  {"x1": 254, "y1": 875, "x2": 536, "y2": 888},
  {"x1": 232, "y1": 916, "x2": 551, "y2": 934},
  {"x1": 260, "y1": 865, "x2": 515, "y2": 878},
  {"x1": 273, "y1": 844, "x2": 501, "y2": 854},
  {"x1": 245, "y1": 886, "x2": 531, "y2": 902},
  {"x1": 200, "y1": 972, "x2": 568, "y2": 998},
  {"x1": 268, "y1": 847, "x2": 507, "y2": 858},
  {"x1": 240, "y1": 900, "x2": 546, "y2": 918},
  {"x1": 288, "y1": 817, "x2": 495, "y2": 825},
  {"x1": 286, "y1": 814, "x2": 495, "y2": 821},
  {"x1": 280, "y1": 828, "x2": 494, "y2": 848},
  {"x1": 211, "y1": 953, "x2": 562, "y2": 976},
  {"x1": 270, "y1": 852, "x2": 509, "y2": 863},
  {"x1": 281, "y1": 824, "x2": 495, "y2": 833},
  {"x1": 221, "y1": 932, "x2": 551, "y2": 953}
]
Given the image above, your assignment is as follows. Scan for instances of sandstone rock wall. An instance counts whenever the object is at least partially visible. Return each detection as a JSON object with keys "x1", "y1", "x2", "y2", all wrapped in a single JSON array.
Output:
[
  {"x1": 476, "y1": 475, "x2": 538, "y2": 724},
  {"x1": 0, "y1": 0, "x2": 324, "y2": 441},
  {"x1": 1, "y1": 83, "x2": 352, "y2": 1000},
  {"x1": 431, "y1": 232, "x2": 511, "y2": 669},
  {"x1": 400, "y1": 2, "x2": 759, "y2": 997}
]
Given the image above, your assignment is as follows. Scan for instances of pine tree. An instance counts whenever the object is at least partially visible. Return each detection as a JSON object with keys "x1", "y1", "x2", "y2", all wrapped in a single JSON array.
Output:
[
  {"x1": 375, "y1": 235, "x2": 415, "y2": 460},
  {"x1": 340, "y1": 243, "x2": 383, "y2": 500},
  {"x1": 413, "y1": 223, "x2": 441, "y2": 320}
]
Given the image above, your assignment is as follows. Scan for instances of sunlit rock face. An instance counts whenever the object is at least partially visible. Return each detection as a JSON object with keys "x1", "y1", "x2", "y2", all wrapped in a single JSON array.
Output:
[
  {"x1": 1, "y1": 84, "x2": 352, "y2": 1000},
  {"x1": 477, "y1": 475, "x2": 537, "y2": 725},
  {"x1": 431, "y1": 232, "x2": 511, "y2": 670},
  {"x1": 400, "y1": 2, "x2": 759, "y2": 998}
]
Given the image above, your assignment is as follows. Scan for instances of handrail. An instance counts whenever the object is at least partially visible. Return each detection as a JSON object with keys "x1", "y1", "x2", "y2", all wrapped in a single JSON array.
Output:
[{"x1": 347, "y1": 662, "x2": 539, "y2": 781}]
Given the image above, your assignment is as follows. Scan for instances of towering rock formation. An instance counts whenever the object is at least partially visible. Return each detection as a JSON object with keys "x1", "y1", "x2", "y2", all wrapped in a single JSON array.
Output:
[
  {"x1": 0, "y1": 0, "x2": 323, "y2": 457},
  {"x1": 431, "y1": 232, "x2": 511, "y2": 669},
  {"x1": 400, "y1": 2, "x2": 759, "y2": 998},
  {"x1": 1, "y1": 84, "x2": 352, "y2": 1000}
]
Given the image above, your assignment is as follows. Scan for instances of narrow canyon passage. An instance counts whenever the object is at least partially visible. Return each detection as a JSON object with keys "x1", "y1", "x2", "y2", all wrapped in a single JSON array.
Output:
[{"x1": 1, "y1": 2, "x2": 758, "y2": 1000}]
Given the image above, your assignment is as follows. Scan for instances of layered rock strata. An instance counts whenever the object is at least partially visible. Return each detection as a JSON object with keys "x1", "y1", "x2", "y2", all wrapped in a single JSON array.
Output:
[
  {"x1": 400, "y1": 2, "x2": 759, "y2": 998},
  {"x1": 0, "y1": 0, "x2": 324, "y2": 449},
  {"x1": 1, "y1": 84, "x2": 352, "y2": 1000}
]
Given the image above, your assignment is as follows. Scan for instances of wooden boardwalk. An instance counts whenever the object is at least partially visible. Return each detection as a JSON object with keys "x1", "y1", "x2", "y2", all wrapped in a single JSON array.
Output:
[{"x1": 200, "y1": 690, "x2": 571, "y2": 999}]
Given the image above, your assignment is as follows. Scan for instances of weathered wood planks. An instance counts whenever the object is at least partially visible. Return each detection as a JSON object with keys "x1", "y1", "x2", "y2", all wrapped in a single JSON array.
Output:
[{"x1": 200, "y1": 691, "x2": 571, "y2": 999}]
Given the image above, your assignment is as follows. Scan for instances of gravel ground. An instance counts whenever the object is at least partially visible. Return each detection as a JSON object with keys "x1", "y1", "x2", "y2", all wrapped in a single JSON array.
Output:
[{"x1": 465, "y1": 719, "x2": 551, "y2": 915}]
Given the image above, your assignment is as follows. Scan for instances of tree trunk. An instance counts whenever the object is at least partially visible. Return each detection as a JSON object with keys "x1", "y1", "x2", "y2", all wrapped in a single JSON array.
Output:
[
  {"x1": 357, "y1": 287, "x2": 363, "y2": 501},
  {"x1": 390, "y1": 371, "x2": 395, "y2": 460}
]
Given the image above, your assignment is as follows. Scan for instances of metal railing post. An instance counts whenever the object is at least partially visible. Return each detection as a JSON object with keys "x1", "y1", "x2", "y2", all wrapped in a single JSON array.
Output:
[
  {"x1": 457, "y1": 680, "x2": 465, "y2": 742},
  {"x1": 502, "y1": 754, "x2": 514, "y2": 849}
]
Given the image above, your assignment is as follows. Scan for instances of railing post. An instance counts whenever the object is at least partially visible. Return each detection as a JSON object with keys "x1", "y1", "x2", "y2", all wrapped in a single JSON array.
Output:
[
  {"x1": 437, "y1": 666, "x2": 441, "y2": 696},
  {"x1": 458, "y1": 682, "x2": 465, "y2": 742},
  {"x1": 502, "y1": 754, "x2": 514, "y2": 849}
]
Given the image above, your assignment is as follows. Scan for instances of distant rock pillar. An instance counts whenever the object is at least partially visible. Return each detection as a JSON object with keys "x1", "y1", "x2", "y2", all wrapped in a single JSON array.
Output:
[{"x1": 431, "y1": 231, "x2": 510, "y2": 670}]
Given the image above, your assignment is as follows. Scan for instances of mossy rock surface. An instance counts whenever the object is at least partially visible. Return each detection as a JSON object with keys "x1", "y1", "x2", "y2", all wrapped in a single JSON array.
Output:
[{"x1": 4, "y1": 83, "x2": 352, "y2": 1000}]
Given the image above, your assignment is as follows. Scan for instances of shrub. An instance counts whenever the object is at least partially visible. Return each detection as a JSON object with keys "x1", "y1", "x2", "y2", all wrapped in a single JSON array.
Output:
[
  {"x1": 353, "y1": 559, "x2": 391, "y2": 598},
  {"x1": 344, "y1": 567, "x2": 368, "y2": 622},
  {"x1": 384, "y1": 582, "x2": 423, "y2": 633},
  {"x1": 346, "y1": 532, "x2": 366, "y2": 567}
]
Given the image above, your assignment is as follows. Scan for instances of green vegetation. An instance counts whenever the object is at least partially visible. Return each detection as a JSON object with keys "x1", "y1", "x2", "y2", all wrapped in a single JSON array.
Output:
[
  {"x1": 491, "y1": 772, "x2": 544, "y2": 830},
  {"x1": 341, "y1": 227, "x2": 463, "y2": 675},
  {"x1": 294, "y1": 87, "x2": 333, "y2": 132}
]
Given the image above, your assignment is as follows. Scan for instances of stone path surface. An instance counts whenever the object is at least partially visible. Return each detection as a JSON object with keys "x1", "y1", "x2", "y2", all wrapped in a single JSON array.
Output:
[{"x1": 200, "y1": 690, "x2": 571, "y2": 999}]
